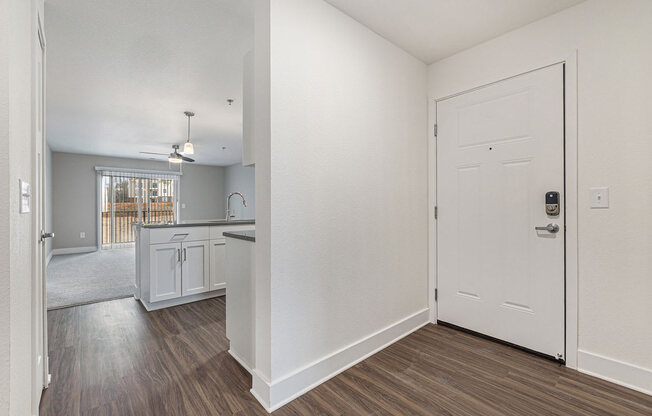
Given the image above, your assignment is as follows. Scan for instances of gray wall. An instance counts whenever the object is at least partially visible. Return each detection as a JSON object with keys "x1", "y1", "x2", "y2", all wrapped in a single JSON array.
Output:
[
  {"x1": 51, "y1": 152, "x2": 226, "y2": 250},
  {"x1": 224, "y1": 163, "x2": 255, "y2": 219}
]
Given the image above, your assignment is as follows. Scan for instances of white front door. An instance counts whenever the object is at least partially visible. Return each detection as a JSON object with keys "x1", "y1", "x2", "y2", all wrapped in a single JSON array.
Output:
[{"x1": 437, "y1": 64, "x2": 565, "y2": 359}]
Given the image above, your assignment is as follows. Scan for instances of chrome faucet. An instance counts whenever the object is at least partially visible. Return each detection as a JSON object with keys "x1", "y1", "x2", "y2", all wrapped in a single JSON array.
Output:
[{"x1": 226, "y1": 192, "x2": 247, "y2": 221}]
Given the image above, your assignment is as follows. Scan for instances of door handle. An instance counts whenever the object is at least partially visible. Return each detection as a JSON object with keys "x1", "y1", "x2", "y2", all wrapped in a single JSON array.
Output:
[
  {"x1": 535, "y1": 223, "x2": 560, "y2": 233},
  {"x1": 40, "y1": 231, "x2": 54, "y2": 241},
  {"x1": 177, "y1": 248, "x2": 181, "y2": 262},
  {"x1": 183, "y1": 248, "x2": 187, "y2": 262}
]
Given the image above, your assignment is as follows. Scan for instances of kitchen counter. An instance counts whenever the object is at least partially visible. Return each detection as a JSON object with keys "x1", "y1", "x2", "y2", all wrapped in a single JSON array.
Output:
[
  {"x1": 223, "y1": 230, "x2": 255, "y2": 242},
  {"x1": 133, "y1": 219, "x2": 255, "y2": 229}
]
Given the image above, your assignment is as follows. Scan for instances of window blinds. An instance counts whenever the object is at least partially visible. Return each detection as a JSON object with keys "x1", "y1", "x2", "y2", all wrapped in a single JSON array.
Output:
[{"x1": 96, "y1": 167, "x2": 181, "y2": 249}]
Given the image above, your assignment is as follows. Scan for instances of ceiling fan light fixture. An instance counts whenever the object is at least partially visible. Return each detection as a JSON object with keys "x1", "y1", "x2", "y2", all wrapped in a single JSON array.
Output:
[
  {"x1": 183, "y1": 141, "x2": 194, "y2": 155},
  {"x1": 183, "y1": 111, "x2": 195, "y2": 155},
  {"x1": 168, "y1": 155, "x2": 182, "y2": 164}
]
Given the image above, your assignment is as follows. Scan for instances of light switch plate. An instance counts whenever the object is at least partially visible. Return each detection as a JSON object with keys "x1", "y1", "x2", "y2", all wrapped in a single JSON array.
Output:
[
  {"x1": 80, "y1": 232, "x2": 86, "y2": 239},
  {"x1": 19, "y1": 179, "x2": 31, "y2": 213},
  {"x1": 590, "y1": 187, "x2": 609, "y2": 208},
  {"x1": 181, "y1": 203, "x2": 186, "y2": 209}
]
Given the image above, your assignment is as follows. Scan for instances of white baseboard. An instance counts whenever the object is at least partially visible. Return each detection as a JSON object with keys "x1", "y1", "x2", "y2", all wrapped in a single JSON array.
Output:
[
  {"x1": 578, "y1": 349, "x2": 652, "y2": 396},
  {"x1": 229, "y1": 349, "x2": 253, "y2": 374},
  {"x1": 139, "y1": 289, "x2": 224, "y2": 311},
  {"x1": 251, "y1": 308, "x2": 430, "y2": 413},
  {"x1": 51, "y1": 246, "x2": 97, "y2": 256}
]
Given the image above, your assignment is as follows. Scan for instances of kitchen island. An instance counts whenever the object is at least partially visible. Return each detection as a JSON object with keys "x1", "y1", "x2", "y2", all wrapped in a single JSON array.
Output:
[{"x1": 133, "y1": 220, "x2": 254, "y2": 311}]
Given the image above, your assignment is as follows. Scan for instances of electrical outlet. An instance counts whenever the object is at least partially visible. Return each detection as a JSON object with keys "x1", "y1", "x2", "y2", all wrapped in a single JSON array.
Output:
[{"x1": 80, "y1": 232, "x2": 86, "y2": 239}]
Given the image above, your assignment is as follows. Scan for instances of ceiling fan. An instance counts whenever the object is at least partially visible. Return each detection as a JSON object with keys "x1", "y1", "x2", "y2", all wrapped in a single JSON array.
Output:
[
  {"x1": 139, "y1": 144, "x2": 195, "y2": 163},
  {"x1": 139, "y1": 111, "x2": 196, "y2": 163}
]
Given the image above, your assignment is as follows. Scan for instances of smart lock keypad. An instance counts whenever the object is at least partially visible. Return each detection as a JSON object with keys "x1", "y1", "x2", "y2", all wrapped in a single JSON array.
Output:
[{"x1": 546, "y1": 191, "x2": 560, "y2": 216}]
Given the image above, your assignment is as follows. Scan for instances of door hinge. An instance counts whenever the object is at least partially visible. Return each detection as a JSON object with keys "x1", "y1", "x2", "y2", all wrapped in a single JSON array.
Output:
[
  {"x1": 435, "y1": 288, "x2": 438, "y2": 301},
  {"x1": 434, "y1": 206, "x2": 438, "y2": 219},
  {"x1": 433, "y1": 123, "x2": 438, "y2": 137}
]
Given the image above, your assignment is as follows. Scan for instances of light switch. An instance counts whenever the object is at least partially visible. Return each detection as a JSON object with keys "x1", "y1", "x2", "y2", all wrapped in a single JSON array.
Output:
[
  {"x1": 19, "y1": 179, "x2": 31, "y2": 213},
  {"x1": 590, "y1": 187, "x2": 609, "y2": 208},
  {"x1": 80, "y1": 232, "x2": 86, "y2": 239},
  {"x1": 181, "y1": 203, "x2": 186, "y2": 209}
]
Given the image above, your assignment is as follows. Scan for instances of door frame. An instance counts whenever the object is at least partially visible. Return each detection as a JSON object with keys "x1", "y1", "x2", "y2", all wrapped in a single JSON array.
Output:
[{"x1": 428, "y1": 52, "x2": 579, "y2": 369}]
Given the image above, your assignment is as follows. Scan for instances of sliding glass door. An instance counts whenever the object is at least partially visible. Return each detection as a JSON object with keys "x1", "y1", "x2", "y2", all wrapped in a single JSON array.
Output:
[{"x1": 100, "y1": 172, "x2": 179, "y2": 249}]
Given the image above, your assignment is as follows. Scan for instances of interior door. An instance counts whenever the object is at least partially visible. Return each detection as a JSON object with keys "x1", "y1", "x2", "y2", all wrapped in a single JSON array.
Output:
[
  {"x1": 149, "y1": 243, "x2": 182, "y2": 302},
  {"x1": 33, "y1": 15, "x2": 49, "y2": 413},
  {"x1": 437, "y1": 64, "x2": 565, "y2": 359},
  {"x1": 181, "y1": 240, "x2": 210, "y2": 296}
]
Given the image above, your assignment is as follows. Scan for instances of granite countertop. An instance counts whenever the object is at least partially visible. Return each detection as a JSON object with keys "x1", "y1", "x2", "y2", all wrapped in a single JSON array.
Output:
[
  {"x1": 223, "y1": 230, "x2": 255, "y2": 242},
  {"x1": 133, "y1": 219, "x2": 255, "y2": 229}
]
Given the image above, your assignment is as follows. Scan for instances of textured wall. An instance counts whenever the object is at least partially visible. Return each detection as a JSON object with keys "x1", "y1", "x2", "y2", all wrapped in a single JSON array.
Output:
[
  {"x1": 0, "y1": 0, "x2": 44, "y2": 414},
  {"x1": 268, "y1": 0, "x2": 428, "y2": 383}
]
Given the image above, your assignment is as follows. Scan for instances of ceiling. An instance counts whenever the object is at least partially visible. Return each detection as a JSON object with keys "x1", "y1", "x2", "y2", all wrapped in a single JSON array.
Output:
[
  {"x1": 46, "y1": 1, "x2": 584, "y2": 165},
  {"x1": 323, "y1": 0, "x2": 585, "y2": 63},
  {"x1": 46, "y1": 0, "x2": 253, "y2": 166}
]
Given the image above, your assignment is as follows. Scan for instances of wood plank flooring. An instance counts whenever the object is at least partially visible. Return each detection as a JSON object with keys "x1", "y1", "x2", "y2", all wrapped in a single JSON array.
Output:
[{"x1": 40, "y1": 297, "x2": 652, "y2": 415}]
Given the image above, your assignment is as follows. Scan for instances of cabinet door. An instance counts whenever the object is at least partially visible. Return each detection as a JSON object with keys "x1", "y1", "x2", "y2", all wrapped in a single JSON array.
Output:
[
  {"x1": 149, "y1": 243, "x2": 182, "y2": 303},
  {"x1": 181, "y1": 240, "x2": 210, "y2": 296},
  {"x1": 210, "y1": 238, "x2": 227, "y2": 291}
]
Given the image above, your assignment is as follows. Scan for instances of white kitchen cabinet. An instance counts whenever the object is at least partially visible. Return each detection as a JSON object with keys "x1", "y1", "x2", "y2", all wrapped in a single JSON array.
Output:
[
  {"x1": 210, "y1": 238, "x2": 227, "y2": 291},
  {"x1": 134, "y1": 222, "x2": 255, "y2": 311},
  {"x1": 181, "y1": 240, "x2": 210, "y2": 296},
  {"x1": 149, "y1": 242, "x2": 182, "y2": 303}
]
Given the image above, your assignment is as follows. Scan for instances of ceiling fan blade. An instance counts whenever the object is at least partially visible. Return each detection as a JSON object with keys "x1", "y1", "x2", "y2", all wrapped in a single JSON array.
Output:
[
  {"x1": 139, "y1": 151, "x2": 168, "y2": 155},
  {"x1": 180, "y1": 154, "x2": 195, "y2": 162}
]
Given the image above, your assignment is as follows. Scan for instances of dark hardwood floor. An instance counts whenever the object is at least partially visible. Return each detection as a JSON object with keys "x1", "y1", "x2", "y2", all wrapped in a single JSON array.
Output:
[{"x1": 41, "y1": 297, "x2": 652, "y2": 415}]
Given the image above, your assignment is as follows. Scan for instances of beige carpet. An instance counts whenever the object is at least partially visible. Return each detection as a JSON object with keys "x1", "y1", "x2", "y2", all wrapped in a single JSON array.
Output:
[{"x1": 47, "y1": 248, "x2": 135, "y2": 310}]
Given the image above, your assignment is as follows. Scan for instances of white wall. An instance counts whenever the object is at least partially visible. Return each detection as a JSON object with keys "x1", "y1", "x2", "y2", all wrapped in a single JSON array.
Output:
[
  {"x1": 224, "y1": 163, "x2": 255, "y2": 219},
  {"x1": 50, "y1": 152, "x2": 227, "y2": 250},
  {"x1": 428, "y1": 0, "x2": 652, "y2": 394},
  {"x1": 253, "y1": 0, "x2": 429, "y2": 409},
  {"x1": 0, "y1": 0, "x2": 43, "y2": 414}
]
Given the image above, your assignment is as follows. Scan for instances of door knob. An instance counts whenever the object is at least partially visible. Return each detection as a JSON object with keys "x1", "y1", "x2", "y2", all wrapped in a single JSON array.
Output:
[
  {"x1": 535, "y1": 223, "x2": 559, "y2": 233},
  {"x1": 40, "y1": 231, "x2": 54, "y2": 241}
]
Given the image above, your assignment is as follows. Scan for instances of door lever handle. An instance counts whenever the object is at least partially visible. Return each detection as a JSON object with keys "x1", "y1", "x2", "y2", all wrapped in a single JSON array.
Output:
[{"x1": 535, "y1": 223, "x2": 560, "y2": 233}]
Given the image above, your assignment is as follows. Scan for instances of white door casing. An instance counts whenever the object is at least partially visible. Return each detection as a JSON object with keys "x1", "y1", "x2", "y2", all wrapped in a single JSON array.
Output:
[
  {"x1": 437, "y1": 64, "x2": 565, "y2": 359},
  {"x1": 149, "y1": 243, "x2": 182, "y2": 302},
  {"x1": 181, "y1": 240, "x2": 210, "y2": 296}
]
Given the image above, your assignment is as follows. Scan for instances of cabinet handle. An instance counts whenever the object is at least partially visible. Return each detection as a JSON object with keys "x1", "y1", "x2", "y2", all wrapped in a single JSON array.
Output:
[
  {"x1": 177, "y1": 248, "x2": 181, "y2": 262},
  {"x1": 183, "y1": 248, "x2": 187, "y2": 262}
]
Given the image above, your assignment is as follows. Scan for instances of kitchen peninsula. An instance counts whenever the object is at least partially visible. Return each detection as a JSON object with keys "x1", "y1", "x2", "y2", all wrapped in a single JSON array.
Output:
[{"x1": 133, "y1": 220, "x2": 254, "y2": 311}]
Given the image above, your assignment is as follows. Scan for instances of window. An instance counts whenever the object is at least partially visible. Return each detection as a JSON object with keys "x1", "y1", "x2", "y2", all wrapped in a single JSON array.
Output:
[{"x1": 98, "y1": 169, "x2": 180, "y2": 249}]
